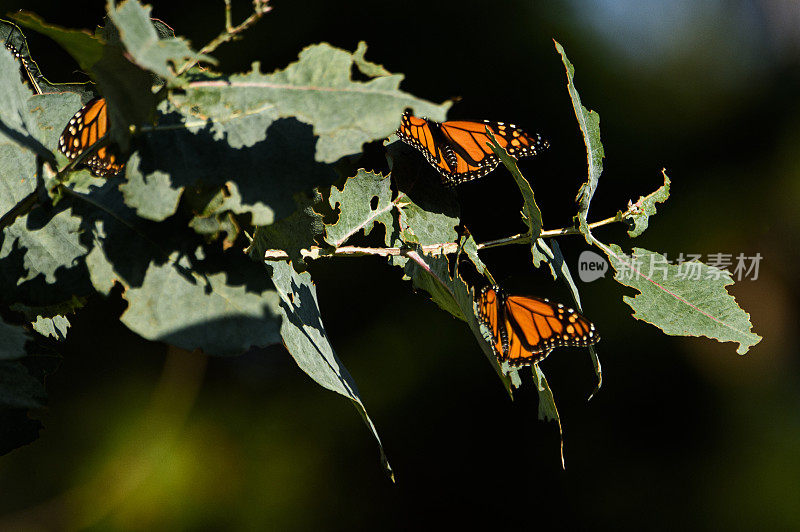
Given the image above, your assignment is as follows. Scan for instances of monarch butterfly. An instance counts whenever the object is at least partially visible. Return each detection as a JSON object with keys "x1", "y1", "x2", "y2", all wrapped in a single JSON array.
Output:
[
  {"x1": 58, "y1": 97, "x2": 124, "y2": 178},
  {"x1": 476, "y1": 285, "x2": 599, "y2": 366},
  {"x1": 396, "y1": 110, "x2": 548, "y2": 186}
]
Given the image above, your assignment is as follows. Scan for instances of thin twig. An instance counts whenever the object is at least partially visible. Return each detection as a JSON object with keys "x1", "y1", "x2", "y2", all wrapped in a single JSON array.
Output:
[
  {"x1": 175, "y1": 0, "x2": 272, "y2": 77},
  {"x1": 261, "y1": 208, "x2": 634, "y2": 262}
]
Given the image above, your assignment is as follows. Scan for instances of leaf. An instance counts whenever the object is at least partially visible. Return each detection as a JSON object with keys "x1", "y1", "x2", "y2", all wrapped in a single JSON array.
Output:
[
  {"x1": 0, "y1": 319, "x2": 29, "y2": 360},
  {"x1": 486, "y1": 128, "x2": 543, "y2": 242},
  {"x1": 402, "y1": 248, "x2": 514, "y2": 396},
  {"x1": 601, "y1": 243, "x2": 761, "y2": 354},
  {"x1": 547, "y1": 239, "x2": 602, "y2": 395},
  {"x1": 352, "y1": 41, "x2": 391, "y2": 78},
  {"x1": 1, "y1": 206, "x2": 88, "y2": 285},
  {"x1": 269, "y1": 260, "x2": 393, "y2": 479},
  {"x1": 119, "y1": 251, "x2": 282, "y2": 356},
  {"x1": 178, "y1": 42, "x2": 451, "y2": 163},
  {"x1": 106, "y1": 0, "x2": 213, "y2": 82},
  {"x1": 13, "y1": 11, "x2": 157, "y2": 152},
  {"x1": 0, "y1": 19, "x2": 96, "y2": 100},
  {"x1": 555, "y1": 40, "x2": 604, "y2": 241},
  {"x1": 78, "y1": 180, "x2": 160, "y2": 296},
  {"x1": 324, "y1": 170, "x2": 396, "y2": 247},
  {"x1": 249, "y1": 190, "x2": 325, "y2": 269},
  {"x1": 385, "y1": 139, "x2": 460, "y2": 251},
  {"x1": 11, "y1": 12, "x2": 104, "y2": 72},
  {"x1": 0, "y1": 53, "x2": 79, "y2": 195},
  {"x1": 134, "y1": 100, "x2": 337, "y2": 226},
  {"x1": 457, "y1": 231, "x2": 490, "y2": 279},
  {"x1": 531, "y1": 364, "x2": 564, "y2": 467},
  {"x1": 31, "y1": 315, "x2": 70, "y2": 340},
  {"x1": 625, "y1": 169, "x2": 671, "y2": 238},
  {"x1": 118, "y1": 152, "x2": 183, "y2": 221},
  {"x1": 0, "y1": 204, "x2": 94, "y2": 311},
  {"x1": 324, "y1": 163, "x2": 461, "y2": 272},
  {"x1": 118, "y1": 160, "x2": 180, "y2": 220}
]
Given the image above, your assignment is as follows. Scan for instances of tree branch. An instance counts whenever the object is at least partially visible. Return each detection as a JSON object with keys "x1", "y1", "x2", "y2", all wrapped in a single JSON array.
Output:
[{"x1": 260, "y1": 207, "x2": 637, "y2": 262}]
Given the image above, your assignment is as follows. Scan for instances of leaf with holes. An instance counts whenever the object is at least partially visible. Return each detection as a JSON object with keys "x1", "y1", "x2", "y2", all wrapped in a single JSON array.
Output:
[
  {"x1": 325, "y1": 170, "x2": 396, "y2": 248},
  {"x1": 625, "y1": 170, "x2": 670, "y2": 238}
]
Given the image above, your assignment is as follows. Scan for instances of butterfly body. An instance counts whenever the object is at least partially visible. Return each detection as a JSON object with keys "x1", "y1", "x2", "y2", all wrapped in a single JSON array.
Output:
[
  {"x1": 477, "y1": 285, "x2": 599, "y2": 366},
  {"x1": 396, "y1": 111, "x2": 548, "y2": 186}
]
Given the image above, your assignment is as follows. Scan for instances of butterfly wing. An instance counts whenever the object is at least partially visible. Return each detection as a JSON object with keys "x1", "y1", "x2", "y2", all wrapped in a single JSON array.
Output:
[
  {"x1": 477, "y1": 286, "x2": 600, "y2": 366},
  {"x1": 396, "y1": 111, "x2": 458, "y2": 178},
  {"x1": 438, "y1": 119, "x2": 549, "y2": 183},
  {"x1": 397, "y1": 110, "x2": 549, "y2": 186},
  {"x1": 477, "y1": 286, "x2": 509, "y2": 358},
  {"x1": 58, "y1": 97, "x2": 124, "y2": 178}
]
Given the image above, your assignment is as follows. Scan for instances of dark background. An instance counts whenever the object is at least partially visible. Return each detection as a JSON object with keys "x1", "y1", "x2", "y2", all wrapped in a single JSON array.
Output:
[{"x1": 1, "y1": 0, "x2": 798, "y2": 529}]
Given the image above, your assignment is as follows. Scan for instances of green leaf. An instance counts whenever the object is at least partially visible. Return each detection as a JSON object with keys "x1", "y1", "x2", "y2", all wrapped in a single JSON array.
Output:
[
  {"x1": 402, "y1": 249, "x2": 514, "y2": 396},
  {"x1": 11, "y1": 12, "x2": 103, "y2": 72},
  {"x1": 1, "y1": 206, "x2": 88, "y2": 285},
  {"x1": 325, "y1": 170, "x2": 396, "y2": 247},
  {"x1": 0, "y1": 319, "x2": 29, "y2": 360},
  {"x1": 385, "y1": 140, "x2": 460, "y2": 253},
  {"x1": 547, "y1": 239, "x2": 602, "y2": 395},
  {"x1": 0, "y1": 53, "x2": 79, "y2": 198},
  {"x1": 178, "y1": 42, "x2": 450, "y2": 163},
  {"x1": 0, "y1": 19, "x2": 96, "y2": 99},
  {"x1": 555, "y1": 40, "x2": 604, "y2": 241},
  {"x1": 118, "y1": 251, "x2": 281, "y2": 356},
  {"x1": 531, "y1": 364, "x2": 564, "y2": 467},
  {"x1": 118, "y1": 152, "x2": 183, "y2": 221},
  {"x1": 625, "y1": 169, "x2": 671, "y2": 238},
  {"x1": 31, "y1": 315, "x2": 70, "y2": 340},
  {"x1": 269, "y1": 260, "x2": 393, "y2": 479},
  {"x1": 352, "y1": 41, "x2": 391, "y2": 78},
  {"x1": 135, "y1": 100, "x2": 337, "y2": 226},
  {"x1": 249, "y1": 190, "x2": 325, "y2": 269},
  {"x1": 602, "y1": 243, "x2": 761, "y2": 354},
  {"x1": 14, "y1": 11, "x2": 158, "y2": 152},
  {"x1": 486, "y1": 128, "x2": 544, "y2": 241},
  {"x1": 457, "y1": 231, "x2": 490, "y2": 279},
  {"x1": 107, "y1": 0, "x2": 212, "y2": 82},
  {"x1": 324, "y1": 164, "x2": 460, "y2": 272}
]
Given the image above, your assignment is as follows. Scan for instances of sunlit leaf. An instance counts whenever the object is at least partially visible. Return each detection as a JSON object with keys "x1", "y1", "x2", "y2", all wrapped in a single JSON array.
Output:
[
  {"x1": 602, "y1": 243, "x2": 761, "y2": 354},
  {"x1": 269, "y1": 260, "x2": 393, "y2": 479},
  {"x1": 121, "y1": 251, "x2": 282, "y2": 356},
  {"x1": 555, "y1": 40, "x2": 604, "y2": 242},
  {"x1": 625, "y1": 169, "x2": 670, "y2": 238},
  {"x1": 532, "y1": 364, "x2": 563, "y2": 467},
  {"x1": 325, "y1": 169, "x2": 396, "y2": 247},
  {"x1": 178, "y1": 42, "x2": 450, "y2": 163},
  {"x1": 107, "y1": 0, "x2": 212, "y2": 82}
]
